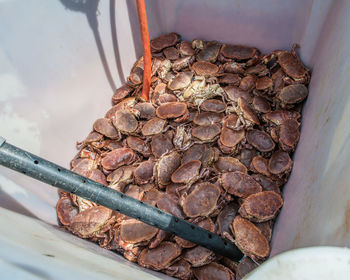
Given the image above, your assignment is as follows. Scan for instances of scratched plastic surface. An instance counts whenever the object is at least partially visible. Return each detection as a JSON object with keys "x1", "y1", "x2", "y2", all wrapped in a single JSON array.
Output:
[{"x1": 1, "y1": 0, "x2": 350, "y2": 279}]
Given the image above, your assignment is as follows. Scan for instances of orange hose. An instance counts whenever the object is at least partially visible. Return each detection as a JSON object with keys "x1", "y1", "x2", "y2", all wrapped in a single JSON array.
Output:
[{"x1": 136, "y1": 0, "x2": 151, "y2": 101}]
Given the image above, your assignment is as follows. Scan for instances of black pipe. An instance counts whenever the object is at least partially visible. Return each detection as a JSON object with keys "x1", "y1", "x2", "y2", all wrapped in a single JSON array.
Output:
[{"x1": 0, "y1": 137, "x2": 242, "y2": 260}]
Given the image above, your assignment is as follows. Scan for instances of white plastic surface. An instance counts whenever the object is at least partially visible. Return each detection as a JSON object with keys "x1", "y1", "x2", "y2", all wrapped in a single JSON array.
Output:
[
  {"x1": 245, "y1": 247, "x2": 350, "y2": 280},
  {"x1": 1, "y1": 0, "x2": 350, "y2": 278}
]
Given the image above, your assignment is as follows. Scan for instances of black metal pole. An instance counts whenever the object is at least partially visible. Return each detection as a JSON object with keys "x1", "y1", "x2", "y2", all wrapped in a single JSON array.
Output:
[{"x1": 0, "y1": 137, "x2": 242, "y2": 260}]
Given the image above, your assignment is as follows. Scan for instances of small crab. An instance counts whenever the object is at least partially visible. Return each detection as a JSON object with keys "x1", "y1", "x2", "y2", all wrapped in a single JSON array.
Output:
[
  {"x1": 173, "y1": 125, "x2": 192, "y2": 150},
  {"x1": 193, "y1": 262, "x2": 235, "y2": 280},
  {"x1": 200, "y1": 99, "x2": 226, "y2": 113},
  {"x1": 277, "y1": 45, "x2": 310, "y2": 83},
  {"x1": 183, "y1": 246, "x2": 216, "y2": 267},
  {"x1": 224, "y1": 86, "x2": 252, "y2": 103},
  {"x1": 125, "y1": 136, "x2": 151, "y2": 157},
  {"x1": 157, "y1": 193, "x2": 185, "y2": 218},
  {"x1": 163, "y1": 46, "x2": 180, "y2": 60},
  {"x1": 168, "y1": 72, "x2": 193, "y2": 91},
  {"x1": 150, "y1": 33, "x2": 180, "y2": 52},
  {"x1": 278, "y1": 84, "x2": 308, "y2": 106},
  {"x1": 171, "y1": 160, "x2": 202, "y2": 184},
  {"x1": 262, "y1": 110, "x2": 300, "y2": 125},
  {"x1": 151, "y1": 134, "x2": 174, "y2": 158},
  {"x1": 119, "y1": 218, "x2": 158, "y2": 244},
  {"x1": 192, "y1": 124, "x2": 221, "y2": 143},
  {"x1": 230, "y1": 216, "x2": 270, "y2": 260},
  {"x1": 250, "y1": 156, "x2": 271, "y2": 177},
  {"x1": 141, "y1": 117, "x2": 167, "y2": 136},
  {"x1": 155, "y1": 151, "x2": 181, "y2": 186},
  {"x1": 172, "y1": 56, "x2": 195, "y2": 72},
  {"x1": 278, "y1": 119, "x2": 300, "y2": 152},
  {"x1": 181, "y1": 182, "x2": 221, "y2": 218},
  {"x1": 237, "y1": 98, "x2": 260, "y2": 126},
  {"x1": 197, "y1": 41, "x2": 222, "y2": 63},
  {"x1": 138, "y1": 242, "x2": 182, "y2": 270},
  {"x1": 255, "y1": 76, "x2": 273, "y2": 91},
  {"x1": 221, "y1": 44, "x2": 258, "y2": 61},
  {"x1": 93, "y1": 118, "x2": 120, "y2": 140},
  {"x1": 240, "y1": 74, "x2": 258, "y2": 92},
  {"x1": 101, "y1": 148, "x2": 137, "y2": 171},
  {"x1": 193, "y1": 112, "x2": 223, "y2": 126},
  {"x1": 112, "y1": 110, "x2": 139, "y2": 135},
  {"x1": 134, "y1": 160, "x2": 155, "y2": 184},
  {"x1": 112, "y1": 84, "x2": 134, "y2": 104},
  {"x1": 218, "y1": 73, "x2": 241, "y2": 86},
  {"x1": 192, "y1": 61, "x2": 219, "y2": 76},
  {"x1": 214, "y1": 156, "x2": 247, "y2": 174},
  {"x1": 246, "y1": 129, "x2": 275, "y2": 152},
  {"x1": 69, "y1": 206, "x2": 115, "y2": 240},
  {"x1": 134, "y1": 102, "x2": 156, "y2": 119},
  {"x1": 156, "y1": 102, "x2": 188, "y2": 121},
  {"x1": 220, "y1": 171, "x2": 262, "y2": 198},
  {"x1": 164, "y1": 259, "x2": 193, "y2": 280},
  {"x1": 268, "y1": 150, "x2": 293, "y2": 175},
  {"x1": 252, "y1": 96, "x2": 271, "y2": 113},
  {"x1": 219, "y1": 126, "x2": 245, "y2": 150},
  {"x1": 178, "y1": 41, "x2": 196, "y2": 56},
  {"x1": 239, "y1": 191, "x2": 283, "y2": 222},
  {"x1": 107, "y1": 165, "x2": 135, "y2": 191},
  {"x1": 56, "y1": 196, "x2": 79, "y2": 226}
]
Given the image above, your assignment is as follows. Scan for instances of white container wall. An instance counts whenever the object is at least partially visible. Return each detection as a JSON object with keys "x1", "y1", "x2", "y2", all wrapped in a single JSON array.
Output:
[{"x1": 1, "y1": 0, "x2": 350, "y2": 279}]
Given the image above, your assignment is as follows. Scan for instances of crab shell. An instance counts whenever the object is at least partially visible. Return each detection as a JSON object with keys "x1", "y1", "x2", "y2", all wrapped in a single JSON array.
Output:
[
  {"x1": 164, "y1": 259, "x2": 193, "y2": 279},
  {"x1": 182, "y1": 246, "x2": 216, "y2": 267},
  {"x1": 239, "y1": 191, "x2": 284, "y2": 222},
  {"x1": 150, "y1": 33, "x2": 180, "y2": 52},
  {"x1": 221, "y1": 171, "x2": 263, "y2": 198},
  {"x1": 138, "y1": 242, "x2": 182, "y2": 270},
  {"x1": 119, "y1": 218, "x2": 158, "y2": 244},
  {"x1": 69, "y1": 206, "x2": 114, "y2": 239},
  {"x1": 231, "y1": 216, "x2": 270, "y2": 259},
  {"x1": 182, "y1": 182, "x2": 221, "y2": 218},
  {"x1": 193, "y1": 262, "x2": 235, "y2": 280}
]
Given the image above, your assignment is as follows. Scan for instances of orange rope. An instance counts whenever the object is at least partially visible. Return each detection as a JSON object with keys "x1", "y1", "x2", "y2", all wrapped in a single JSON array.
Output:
[{"x1": 136, "y1": 0, "x2": 151, "y2": 101}]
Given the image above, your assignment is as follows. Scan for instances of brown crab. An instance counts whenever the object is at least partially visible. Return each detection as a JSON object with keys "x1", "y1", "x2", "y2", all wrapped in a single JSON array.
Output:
[
  {"x1": 155, "y1": 151, "x2": 181, "y2": 186},
  {"x1": 182, "y1": 182, "x2": 221, "y2": 218},
  {"x1": 125, "y1": 136, "x2": 151, "y2": 157},
  {"x1": 278, "y1": 84, "x2": 308, "y2": 106},
  {"x1": 151, "y1": 33, "x2": 180, "y2": 52},
  {"x1": 277, "y1": 47, "x2": 310, "y2": 83},
  {"x1": 69, "y1": 206, "x2": 115, "y2": 239},
  {"x1": 138, "y1": 242, "x2": 182, "y2": 270},
  {"x1": 193, "y1": 262, "x2": 235, "y2": 280},
  {"x1": 239, "y1": 191, "x2": 284, "y2": 222},
  {"x1": 221, "y1": 171, "x2": 262, "y2": 198},
  {"x1": 268, "y1": 150, "x2": 293, "y2": 175},
  {"x1": 246, "y1": 129, "x2": 275, "y2": 152},
  {"x1": 56, "y1": 197, "x2": 79, "y2": 226},
  {"x1": 171, "y1": 160, "x2": 202, "y2": 184},
  {"x1": 164, "y1": 259, "x2": 193, "y2": 279},
  {"x1": 141, "y1": 116, "x2": 167, "y2": 135},
  {"x1": 230, "y1": 216, "x2": 270, "y2": 259},
  {"x1": 214, "y1": 156, "x2": 247, "y2": 173},
  {"x1": 221, "y1": 44, "x2": 258, "y2": 61},
  {"x1": 101, "y1": 148, "x2": 137, "y2": 171},
  {"x1": 197, "y1": 41, "x2": 222, "y2": 63},
  {"x1": 183, "y1": 246, "x2": 216, "y2": 267}
]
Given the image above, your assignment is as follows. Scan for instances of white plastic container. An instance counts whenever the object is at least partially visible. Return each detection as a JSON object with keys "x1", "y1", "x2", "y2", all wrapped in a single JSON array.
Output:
[{"x1": 1, "y1": 0, "x2": 350, "y2": 278}]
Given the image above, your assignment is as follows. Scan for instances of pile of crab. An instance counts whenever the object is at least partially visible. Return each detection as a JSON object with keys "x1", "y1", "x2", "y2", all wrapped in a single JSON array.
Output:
[{"x1": 56, "y1": 33, "x2": 310, "y2": 280}]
